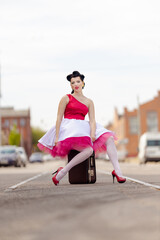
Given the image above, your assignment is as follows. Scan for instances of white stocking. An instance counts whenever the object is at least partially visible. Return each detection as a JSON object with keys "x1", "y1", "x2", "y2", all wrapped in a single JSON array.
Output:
[
  {"x1": 56, "y1": 147, "x2": 93, "y2": 182},
  {"x1": 106, "y1": 137, "x2": 123, "y2": 177}
]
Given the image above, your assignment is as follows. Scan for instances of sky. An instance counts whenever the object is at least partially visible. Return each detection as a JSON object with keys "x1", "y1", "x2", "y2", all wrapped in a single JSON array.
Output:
[{"x1": 0, "y1": 0, "x2": 160, "y2": 131}]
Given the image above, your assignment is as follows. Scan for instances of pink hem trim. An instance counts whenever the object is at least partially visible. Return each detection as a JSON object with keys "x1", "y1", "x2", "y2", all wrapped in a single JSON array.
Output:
[
  {"x1": 93, "y1": 132, "x2": 117, "y2": 155},
  {"x1": 37, "y1": 132, "x2": 117, "y2": 158},
  {"x1": 37, "y1": 136, "x2": 92, "y2": 158}
]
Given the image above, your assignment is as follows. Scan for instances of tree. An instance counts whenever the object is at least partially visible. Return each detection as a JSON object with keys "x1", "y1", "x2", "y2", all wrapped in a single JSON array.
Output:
[
  {"x1": 31, "y1": 127, "x2": 45, "y2": 152},
  {"x1": 9, "y1": 125, "x2": 20, "y2": 146}
]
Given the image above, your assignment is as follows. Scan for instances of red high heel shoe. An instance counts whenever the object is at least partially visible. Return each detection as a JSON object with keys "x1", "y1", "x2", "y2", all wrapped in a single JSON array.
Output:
[
  {"x1": 112, "y1": 170, "x2": 126, "y2": 183},
  {"x1": 52, "y1": 167, "x2": 63, "y2": 185}
]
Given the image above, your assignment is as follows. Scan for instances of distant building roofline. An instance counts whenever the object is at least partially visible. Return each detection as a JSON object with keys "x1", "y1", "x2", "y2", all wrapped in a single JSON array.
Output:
[{"x1": 0, "y1": 106, "x2": 30, "y2": 117}]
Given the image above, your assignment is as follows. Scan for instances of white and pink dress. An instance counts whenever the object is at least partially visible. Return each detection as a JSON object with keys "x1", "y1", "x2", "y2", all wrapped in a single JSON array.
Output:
[{"x1": 37, "y1": 94, "x2": 117, "y2": 158}]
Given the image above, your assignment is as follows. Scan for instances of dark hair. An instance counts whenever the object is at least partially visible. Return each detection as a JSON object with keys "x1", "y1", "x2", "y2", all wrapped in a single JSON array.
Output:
[
  {"x1": 66, "y1": 71, "x2": 85, "y2": 82},
  {"x1": 67, "y1": 71, "x2": 85, "y2": 94}
]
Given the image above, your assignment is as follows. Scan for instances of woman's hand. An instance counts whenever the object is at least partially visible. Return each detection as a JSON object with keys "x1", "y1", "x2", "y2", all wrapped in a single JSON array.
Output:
[
  {"x1": 54, "y1": 137, "x2": 59, "y2": 146},
  {"x1": 91, "y1": 135, "x2": 96, "y2": 142}
]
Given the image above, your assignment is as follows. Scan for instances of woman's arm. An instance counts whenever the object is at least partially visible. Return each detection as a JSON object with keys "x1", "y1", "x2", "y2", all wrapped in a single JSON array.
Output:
[
  {"x1": 88, "y1": 99, "x2": 96, "y2": 142},
  {"x1": 55, "y1": 95, "x2": 69, "y2": 145}
]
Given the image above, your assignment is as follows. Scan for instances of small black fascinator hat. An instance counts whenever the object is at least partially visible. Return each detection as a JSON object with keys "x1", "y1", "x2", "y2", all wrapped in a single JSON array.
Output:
[{"x1": 66, "y1": 71, "x2": 85, "y2": 82}]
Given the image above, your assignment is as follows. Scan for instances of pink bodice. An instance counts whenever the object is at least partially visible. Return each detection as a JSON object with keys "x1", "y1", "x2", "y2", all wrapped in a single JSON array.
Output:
[{"x1": 64, "y1": 94, "x2": 88, "y2": 120}]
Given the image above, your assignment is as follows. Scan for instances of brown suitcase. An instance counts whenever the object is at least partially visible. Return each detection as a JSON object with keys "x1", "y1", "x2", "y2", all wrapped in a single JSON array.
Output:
[{"x1": 68, "y1": 150, "x2": 96, "y2": 184}]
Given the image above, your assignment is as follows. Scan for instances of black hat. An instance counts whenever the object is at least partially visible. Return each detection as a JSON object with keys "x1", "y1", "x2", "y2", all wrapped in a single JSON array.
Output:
[{"x1": 66, "y1": 71, "x2": 85, "y2": 82}]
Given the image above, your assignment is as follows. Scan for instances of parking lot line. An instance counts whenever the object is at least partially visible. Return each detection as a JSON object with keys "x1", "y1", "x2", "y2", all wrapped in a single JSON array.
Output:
[
  {"x1": 4, "y1": 171, "x2": 49, "y2": 192},
  {"x1": 98, "y1": 170, "x2": 160, "y2": 191}
]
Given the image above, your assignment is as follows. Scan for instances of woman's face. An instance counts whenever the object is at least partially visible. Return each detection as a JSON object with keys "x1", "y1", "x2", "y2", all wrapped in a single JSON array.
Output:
[{"x1": 70, "y1": 76, "x2": 83, "y2": 93}]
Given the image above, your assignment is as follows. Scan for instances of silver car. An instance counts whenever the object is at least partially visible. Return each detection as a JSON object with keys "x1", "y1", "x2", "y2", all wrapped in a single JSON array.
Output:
[
  {"x1": 0, "y1": 146, "x2": 27, "y2": 167},
  {"x1": 29, "y1": 152, "x2": 44, "y2": 163},
  {"x1": 16, "y1": 147, "x2": 28, "y2": 167}
]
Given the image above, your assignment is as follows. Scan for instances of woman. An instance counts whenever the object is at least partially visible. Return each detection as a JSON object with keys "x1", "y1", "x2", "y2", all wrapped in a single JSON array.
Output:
[{"x1": 37, "y1": 71, "x2": 126, "y2": 185}]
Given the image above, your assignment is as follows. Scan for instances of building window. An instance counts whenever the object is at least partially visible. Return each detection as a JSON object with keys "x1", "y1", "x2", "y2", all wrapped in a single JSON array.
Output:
[
  {"x1": 12, "y1": 119, "x2": 18, "y2": 126},
  {"x1": 129, "y1": 116, "x2": 138, "y2": 134},
  {"x1": 20, "y1": 118, "x2": 26, "y2": 127},
  {"x1": 147, "y1": 111, "x2": 158, "y2": 132},
  {"x1": 4, "y1": 119, "x2": 9, "y2": 128}
]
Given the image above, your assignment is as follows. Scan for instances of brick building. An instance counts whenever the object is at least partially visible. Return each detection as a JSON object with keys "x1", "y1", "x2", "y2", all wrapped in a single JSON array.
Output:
[
  {"x1": 0, "y1": 107, "x2": 32, "y2": 156},
  {"x1": 106, "y1": 90, "x2": 160, "y2": 157}
]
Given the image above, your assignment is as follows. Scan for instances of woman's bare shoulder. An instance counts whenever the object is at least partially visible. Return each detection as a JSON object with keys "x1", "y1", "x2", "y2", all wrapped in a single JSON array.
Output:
[
  {"x1": 60, "y1": 94, "x2": 69, "y2": 104},
  {"x1": 86, "y1": 97, "x2": 94, "y2": 105}
]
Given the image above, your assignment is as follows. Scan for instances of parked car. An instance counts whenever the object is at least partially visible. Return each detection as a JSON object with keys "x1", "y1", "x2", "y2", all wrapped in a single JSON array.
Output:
[
  {"x1": 138, "y1": 132, "x2": 160, "y2": 164},
  {"x1": 16, "y1": 147, "x2": 28, "y2": 167},
  {"x1": 0, "y1": 145, "x2": 26, "y2": 167},
  {"x1": 96, "y1": 150, "x2": 127, "y2": 161},
  {"x1": 96, "y1": 153, "x2": 109, "y2": 160},
  {"x1": 117, "y1": 150, "x2": 128, "y2": 161},
  {"x1": 29, "y1": 152, "x2": 44, "y2": 163},
  {"x1": 43, "y1": 154, "x2": 54, "y2": 161}
]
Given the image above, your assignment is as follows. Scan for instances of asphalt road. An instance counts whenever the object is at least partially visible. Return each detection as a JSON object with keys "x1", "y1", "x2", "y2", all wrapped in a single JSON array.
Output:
[{"x1": 0, "y1": 160, "x2": 160, "y2": 240}]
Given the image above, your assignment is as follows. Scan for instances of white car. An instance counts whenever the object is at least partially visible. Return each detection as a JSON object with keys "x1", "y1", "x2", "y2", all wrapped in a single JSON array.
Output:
[
  {"x1": 0, "y1": 146, "x2": 27, "y2": 167},
  {"x1": 29, "y1": 152, "x2": 44, "y2": 163},
  {"x1": 16, "y1": 147, "x2": 28, "y2": 167},
  {"x1": 138, "y1": 132, "x2": 160, "y2": 164},
  {"x1": 43, "y1": 154, "x2": 54, "y2": 161}
]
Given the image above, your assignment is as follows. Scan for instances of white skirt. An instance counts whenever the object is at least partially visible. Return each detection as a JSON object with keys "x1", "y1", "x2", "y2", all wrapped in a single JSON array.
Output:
[{"x1": 37, "y1": 118, "x2": 117, "y2": 158}]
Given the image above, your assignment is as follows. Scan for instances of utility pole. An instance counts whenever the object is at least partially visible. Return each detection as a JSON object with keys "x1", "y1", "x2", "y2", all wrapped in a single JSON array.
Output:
[{"x1": 137, "y1": 95, "x2": 141, "y2": 143}]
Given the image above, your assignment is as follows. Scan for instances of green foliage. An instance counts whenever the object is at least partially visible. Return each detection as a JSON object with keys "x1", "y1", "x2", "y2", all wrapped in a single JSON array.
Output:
[
  {"x1": 31, "y1": 127, "x2": 45, "y2": 151},
  {"x1": 9, "y1": 125, "x2": 21, "y2": 146}
]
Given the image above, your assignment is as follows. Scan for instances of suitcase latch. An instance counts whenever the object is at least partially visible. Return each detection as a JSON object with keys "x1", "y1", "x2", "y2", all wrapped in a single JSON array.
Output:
[{"x1": 88, "y1": 169, "x2": 94, "y2": 176}]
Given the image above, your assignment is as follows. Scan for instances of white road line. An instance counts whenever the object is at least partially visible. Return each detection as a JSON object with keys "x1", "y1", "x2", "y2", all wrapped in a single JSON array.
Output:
[
  {"x1": 5, "y1": 170, "x2": 160, "y2": 192},
  {"x1": 4, "y1": 171, "x2": 49, "y2": 192},
  {"x1": 98, "y1": 170, "x2": 160, "y2": 191}
]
